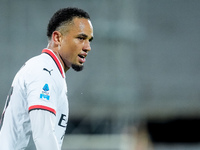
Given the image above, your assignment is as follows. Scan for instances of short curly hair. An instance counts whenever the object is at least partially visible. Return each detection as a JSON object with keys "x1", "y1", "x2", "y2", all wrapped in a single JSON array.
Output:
[{"x1": 47, "y1": 7, "x2": 90, "y2": 39}]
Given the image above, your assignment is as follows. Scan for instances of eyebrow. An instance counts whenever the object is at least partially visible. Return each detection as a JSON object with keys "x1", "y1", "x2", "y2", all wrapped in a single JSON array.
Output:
[{"x1": 79, "y1": 33, "x2": 93, "y2": 42}]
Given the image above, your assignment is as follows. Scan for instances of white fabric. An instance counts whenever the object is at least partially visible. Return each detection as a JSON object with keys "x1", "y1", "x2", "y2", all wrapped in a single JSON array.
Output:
[
  {"x1": 0, "y1": 49, "x2": 68, "y2": 150},
  {"x1": 29, "y1": 110, "x2": 59, "y2": 150}
]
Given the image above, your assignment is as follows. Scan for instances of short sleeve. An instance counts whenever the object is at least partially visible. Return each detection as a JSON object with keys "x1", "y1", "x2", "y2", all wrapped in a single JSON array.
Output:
[{"x1": 25, "y1": 66, "x2": 58, "y2": 115}]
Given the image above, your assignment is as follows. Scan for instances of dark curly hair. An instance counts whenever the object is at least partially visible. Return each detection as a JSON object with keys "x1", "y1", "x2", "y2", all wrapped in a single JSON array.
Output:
[{"x1": 47, "y1": 7, "x2": 90, "y2": 39}]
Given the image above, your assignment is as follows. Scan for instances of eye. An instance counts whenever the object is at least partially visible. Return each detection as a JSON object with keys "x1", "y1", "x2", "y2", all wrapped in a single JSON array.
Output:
[
  {"x1": 89, "y1": 38, "x2": 93, "y2": 42},
  {"x1": 78, "y1": 37, "x2": 84, "y2": 40},
  {"x1": 89, "y1": 36, "x2": 93, "y2": 42}
]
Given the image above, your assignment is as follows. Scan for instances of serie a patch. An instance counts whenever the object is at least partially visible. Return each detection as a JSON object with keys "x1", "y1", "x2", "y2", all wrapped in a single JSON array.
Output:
[{"x1": 40, "y1": 84, "x2": 50, "y2": 100}]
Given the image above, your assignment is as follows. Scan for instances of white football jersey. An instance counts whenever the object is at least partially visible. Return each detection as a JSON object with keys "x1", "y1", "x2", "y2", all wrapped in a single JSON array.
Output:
[{"x1": 0, "y1": 49, "x2": 69, "y2": 150}]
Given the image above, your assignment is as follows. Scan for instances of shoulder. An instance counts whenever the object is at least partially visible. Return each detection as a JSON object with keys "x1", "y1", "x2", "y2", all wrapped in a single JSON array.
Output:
[
  {"x1": 17, "y1": 54, "x2": 55, "y2": 84},
  {"x1": 26, "y1": 53, "x2": 48, "y2": 69},
  {"x1": 15, "y1": 53, "x2": 64, "y2": 90}
]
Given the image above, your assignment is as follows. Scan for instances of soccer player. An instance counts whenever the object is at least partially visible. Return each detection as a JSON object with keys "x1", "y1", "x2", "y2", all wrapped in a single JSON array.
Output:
[{"x1": 0, "y1": 7, "x2": 93, "y2": 150}]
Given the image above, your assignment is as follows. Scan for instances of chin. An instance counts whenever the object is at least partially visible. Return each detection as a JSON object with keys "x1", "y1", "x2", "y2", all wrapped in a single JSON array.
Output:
[{"x1": 71, "y1": 64, "x2": 84, "y2": 72}]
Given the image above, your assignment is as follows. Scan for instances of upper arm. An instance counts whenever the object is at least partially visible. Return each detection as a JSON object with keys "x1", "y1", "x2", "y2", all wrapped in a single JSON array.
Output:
[{"x1": 25, "y1": 65, "x2": 60, "y2": 149}]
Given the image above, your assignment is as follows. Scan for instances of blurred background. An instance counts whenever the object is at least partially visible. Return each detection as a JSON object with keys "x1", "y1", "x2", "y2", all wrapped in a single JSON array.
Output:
[{"x1": 0, "y1": 0, "x2": 200, "y2": 149}]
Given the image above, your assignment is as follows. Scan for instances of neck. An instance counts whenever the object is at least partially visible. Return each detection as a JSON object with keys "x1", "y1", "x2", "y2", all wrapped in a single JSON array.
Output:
[{"x1": 47, "y1": 43, "x2": 70, "y2": 72}]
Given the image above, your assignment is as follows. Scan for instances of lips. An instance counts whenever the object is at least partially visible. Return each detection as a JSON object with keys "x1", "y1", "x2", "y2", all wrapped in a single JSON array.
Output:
[{"x1": 78, "y1": 53, "x2": 87, "y2": 64}]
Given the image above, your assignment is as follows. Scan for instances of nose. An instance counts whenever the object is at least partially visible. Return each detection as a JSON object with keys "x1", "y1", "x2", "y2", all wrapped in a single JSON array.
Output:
[{"x1": 83, "y1": 40, "x2": 91, "y2": 52}]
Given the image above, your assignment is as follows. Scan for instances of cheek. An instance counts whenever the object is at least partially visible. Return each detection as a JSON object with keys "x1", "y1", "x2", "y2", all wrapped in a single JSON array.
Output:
[
  {"x1": 61, "y1": 39, "x2": 83, "y2": 58},
  {"x1": 72, "y1": 40, "x2": 84, "y2": 52}
]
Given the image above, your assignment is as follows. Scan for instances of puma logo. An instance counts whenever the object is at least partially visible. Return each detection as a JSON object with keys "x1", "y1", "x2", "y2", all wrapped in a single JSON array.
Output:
[{"x1": 43, "y1": 68, "x2": 53, "y2": 75}]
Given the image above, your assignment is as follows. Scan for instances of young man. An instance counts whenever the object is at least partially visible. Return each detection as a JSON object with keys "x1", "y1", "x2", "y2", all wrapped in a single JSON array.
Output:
[{"x1": 0, "y1": 7, "x2": 93, "y2": 150}]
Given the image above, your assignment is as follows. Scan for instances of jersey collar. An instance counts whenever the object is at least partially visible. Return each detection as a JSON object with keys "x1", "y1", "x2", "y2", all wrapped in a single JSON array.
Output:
[{"x1": 42, "y1": 49, "x2": 65, "y2": 78}]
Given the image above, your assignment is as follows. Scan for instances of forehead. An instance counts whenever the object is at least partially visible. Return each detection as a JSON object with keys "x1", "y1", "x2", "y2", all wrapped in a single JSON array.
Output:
[{"x1": 67, "y1": 18, "x2": 93, "y2": 36}]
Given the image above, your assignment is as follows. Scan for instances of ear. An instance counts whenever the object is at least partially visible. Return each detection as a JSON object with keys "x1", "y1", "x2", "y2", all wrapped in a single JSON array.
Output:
[{"x1": 52, "y1": 31, "x2": 62, "y2": 45}]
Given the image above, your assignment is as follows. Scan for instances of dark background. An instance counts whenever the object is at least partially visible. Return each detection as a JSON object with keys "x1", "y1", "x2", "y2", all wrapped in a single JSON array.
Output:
[{"x1": 0, "y1": 0, "x2": 200, "y2": 149}]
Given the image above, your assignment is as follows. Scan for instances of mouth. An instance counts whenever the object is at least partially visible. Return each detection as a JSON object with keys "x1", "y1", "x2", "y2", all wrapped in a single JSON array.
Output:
[
  {"x1": 78, "y1": 54, "x2": 86, "y2": 64},
  {"x1": 78, "y1": 54, "x2": 85, "y2": 59}
]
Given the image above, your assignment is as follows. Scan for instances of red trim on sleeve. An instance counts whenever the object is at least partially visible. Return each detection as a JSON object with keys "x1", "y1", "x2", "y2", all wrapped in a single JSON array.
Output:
[
  {"x1": 28, "y1": 105, "x2": 56, "y2": 115},
  {"x1": 42, "y1": 49, "x2": 65, "y2": 78}
]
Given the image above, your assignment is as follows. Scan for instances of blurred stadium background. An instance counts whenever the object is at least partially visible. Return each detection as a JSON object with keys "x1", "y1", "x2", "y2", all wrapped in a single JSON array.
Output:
[{"x1": 0, "y1": 0, "x2": 200, "y2": 149}]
